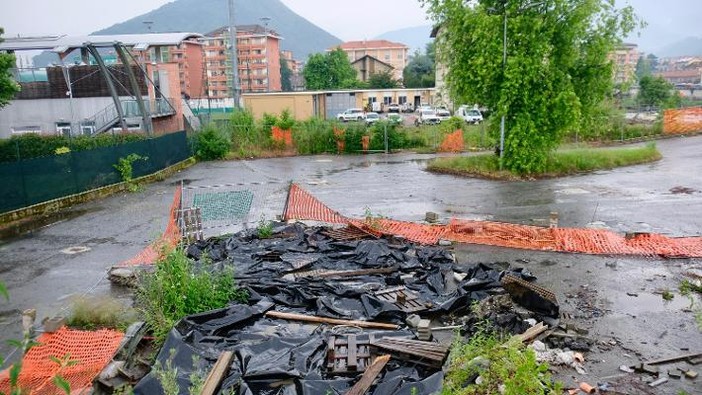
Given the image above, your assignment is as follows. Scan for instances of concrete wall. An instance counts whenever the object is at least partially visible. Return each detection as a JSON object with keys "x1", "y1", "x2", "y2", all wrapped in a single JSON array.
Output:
[
  {"x1": 243, "y1": 93, "x2": 321, "y2": 120},
  {"x1": 0, "y1": 97, "x2": 131, "y2": 138}
]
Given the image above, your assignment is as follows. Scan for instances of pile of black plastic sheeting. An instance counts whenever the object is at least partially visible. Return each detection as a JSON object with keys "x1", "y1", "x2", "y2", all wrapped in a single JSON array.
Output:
[{"x1": 134, "y1": 223, "x2": 547, "y2": 394}]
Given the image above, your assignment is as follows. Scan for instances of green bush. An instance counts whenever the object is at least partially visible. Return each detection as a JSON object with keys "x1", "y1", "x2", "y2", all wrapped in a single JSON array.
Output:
[
  {"x1": 229, "y1": 109, "x2": 272, "y2": 155},
  {"x1": 0, "y1": 132, "x2": 147, "y2": 162},
  {"x1": 194, "y1": 126, "x2": 231, "y2": 161},
  {"x1": 292, "y1": 117, "x2": 337, "y2": 155},
  {"x1": 276, "y1": 108, "x2": 296, "y2": 130},
  {"x1": 136, "y1": 248, "x2": 247, "y2": 343}
]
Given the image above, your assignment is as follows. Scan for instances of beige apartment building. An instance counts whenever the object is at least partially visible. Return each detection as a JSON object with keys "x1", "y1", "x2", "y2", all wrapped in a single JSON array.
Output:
[
  {"x1": 331, "y1": 40, "x2": 409, "y2": 82},
  {"x1": 611, "y1": 43, "x2": 640, "y2": 85}
]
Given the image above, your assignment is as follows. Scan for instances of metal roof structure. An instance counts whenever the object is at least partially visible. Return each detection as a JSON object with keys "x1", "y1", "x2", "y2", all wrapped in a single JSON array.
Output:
[{"x1": 0, "y1": 32, "x2": 204, "y2": 53}]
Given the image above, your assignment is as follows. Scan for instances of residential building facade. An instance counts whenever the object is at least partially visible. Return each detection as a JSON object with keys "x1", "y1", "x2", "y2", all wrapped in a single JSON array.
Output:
[
  {"x1": 331, "y1": 40, "x2": 409, "y2": 82},
  {"x1": 350, "y1": 55, "x2": 394, "y2": 82},
  {"x1": 611, "y1": 43, "x2": 639, "y2": 85},
  {"x1": 281, "y1": 50, "x2": 304, "y2": 91},
  {"x1": 204, "y1": 25, "x2": 282, "y2": 99}
]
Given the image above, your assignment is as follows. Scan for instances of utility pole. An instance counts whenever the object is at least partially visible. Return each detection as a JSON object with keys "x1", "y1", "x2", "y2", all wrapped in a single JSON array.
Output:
[{"x1": 228, "y1": 0, "x2": 241, "y2": 109}]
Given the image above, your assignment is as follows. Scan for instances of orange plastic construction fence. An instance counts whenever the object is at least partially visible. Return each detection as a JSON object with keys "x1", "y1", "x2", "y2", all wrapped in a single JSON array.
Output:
[
  {"x1": 438, "y1": 130, "x2": 464, "y2": 153},
  {"x1": 271, "y1": 126, "x2": 294, "y2": 148},
  {"x1": 117, "y1": 185, "x2": 182, "y2": 267},
  {"x1": 0, "y1": 328, "x2": 124, "y2": 395},
  {"x1": 663, "y1": 107, "x2": 702, "y2": 135},
  {"x1": 283, "y1": 183, "x2": 702, "y2": 258}
]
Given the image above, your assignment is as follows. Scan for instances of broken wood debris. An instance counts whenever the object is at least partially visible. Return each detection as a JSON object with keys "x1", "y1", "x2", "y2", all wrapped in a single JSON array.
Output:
[
  {"x1": 514, "y1": 322, "x2": 549, "y2": 344},
  {"x1": 371, "y1": 337, "x2": 449, "y2": 368},
  {"x1": 179, "y1": 207, "x2": 204, "y2": 242},
  {"x1": 280, "y1": 252, "x2": 321, "y2": 271},
  {"x1": 200, "y1": 351, "x2": 234, "y2": 395},
  {"x1": 645, "y1": 351, "x2": 702, "y2": 366},
  {"x1": 291, "y1": 266, "x2": 397, "y2": 279},
  {"x1": 327, "y1": 334, "x2": 373, "y2": 374},
  {"x1": 265, "y1": 311, "x2": 399, "y2": 330},
  {"x1": 374, "y1": 286, "x2": 431, "y2": 313},
  {"x1": 323, "y1": 224, "x2": 377, "y2": 241},
  {"x1": 344, "y1": 355, "x2": 391, "y2": 395},
  {"x1": 501, "y1": 274, "x2": 559, "y2": 317}
]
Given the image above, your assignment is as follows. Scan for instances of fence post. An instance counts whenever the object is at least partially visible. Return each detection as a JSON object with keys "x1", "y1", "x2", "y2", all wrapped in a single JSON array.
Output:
[
  {"x1": 384, "y1": 124, "x2": 388, "y2": 154},
  {"x1": 17, "y1": 140, "x2": 30, "y2": 207}
]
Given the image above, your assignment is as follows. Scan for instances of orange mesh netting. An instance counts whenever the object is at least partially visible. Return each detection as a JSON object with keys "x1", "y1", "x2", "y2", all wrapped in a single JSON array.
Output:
[
  {"x1": 0, "y1": 328, "x2": 123, "y2": 395},
  {"x1": 272, "y1": 126, "x2": 294, "y2": 148},
  {"x1": 117, "y1": 185, "x2": 182, "y2": 266},
  {"x1": 283, "y1": 183, "x2": 702, "y2": 258},
  {"x1": 438, "y1": 130, "x2": 464, "y2": 153},
  {"x1": 284, "y1": 183, "x2": 348, "y2": 224},
  {"x1": 663, "y1": 107, "x2": 702, "y2": 135}
]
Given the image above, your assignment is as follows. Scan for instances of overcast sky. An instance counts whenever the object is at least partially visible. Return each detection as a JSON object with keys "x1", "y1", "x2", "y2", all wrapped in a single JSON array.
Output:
[
  {"x1": 1, "y1": 0, "x2": 700, "y2": 51},
  {"x1": 0, "y1": 0, "x2": 430, "y2": 40}
]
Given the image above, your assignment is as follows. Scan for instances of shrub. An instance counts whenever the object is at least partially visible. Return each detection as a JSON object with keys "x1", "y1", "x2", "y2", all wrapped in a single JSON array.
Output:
[
  {"x1": 194, "y1": 125, "x2": 231, "y2": 161},
  {"x1": 276, "y1": 109, "x2": 296, "y2": 130},
  {"x1": 66, "y1": 295, "x2": 137, "y2": 331},
  {"x1": 292, "y1": 117, "x2": 337, "y2": 155},
  {"x1": 0, "y1": 132, "x2": 147, "y2": 162},
  {"x1": 136, "y1": 248, "x2": 248, "y2": 343}
]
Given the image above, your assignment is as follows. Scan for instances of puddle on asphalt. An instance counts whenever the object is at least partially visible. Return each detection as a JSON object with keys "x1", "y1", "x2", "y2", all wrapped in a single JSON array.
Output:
[{"x1": 609, "y1": 291, "x2": 692, "y2": 315}]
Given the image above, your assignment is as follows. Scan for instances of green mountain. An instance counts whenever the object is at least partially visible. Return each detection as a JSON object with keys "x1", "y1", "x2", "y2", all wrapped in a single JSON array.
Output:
[
  {"x1": 656, "y1": 37, "x2": 702, "y2": 57},
  {"x1": 94, "y1": 0, "x2": 341, "y2": 60}
]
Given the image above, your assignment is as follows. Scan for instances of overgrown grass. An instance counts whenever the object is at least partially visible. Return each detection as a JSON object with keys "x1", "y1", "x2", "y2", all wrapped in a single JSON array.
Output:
[
  {"x1": 136, "y1": 248, "x2": 248, "y2": 343},
  {"x1": 66, "y1": 295, "x2": 137, "y2": 331},
  {"x1": 442, "y1": 327, "x2": 561, "y2": 395},
  {"x1": 428, "y1": 143, "x2": 661, "y2": 179}
]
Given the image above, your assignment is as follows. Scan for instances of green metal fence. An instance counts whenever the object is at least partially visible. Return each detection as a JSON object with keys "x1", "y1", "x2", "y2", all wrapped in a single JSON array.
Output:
[{"x1": 0, "y1": 131, "x2": 190, "y2": 214}]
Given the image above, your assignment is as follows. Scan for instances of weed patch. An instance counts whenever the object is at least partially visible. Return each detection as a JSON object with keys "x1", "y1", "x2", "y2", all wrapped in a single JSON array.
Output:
[
  {"x1": 66, "y1": 295, "x2": 137, "y2": 331},
  {"x1": 442, "y1": 328, "x2": 561, "y2": 395},
  {"x1": 136, "y1": 248, "x2": 248, "y2": 343}
]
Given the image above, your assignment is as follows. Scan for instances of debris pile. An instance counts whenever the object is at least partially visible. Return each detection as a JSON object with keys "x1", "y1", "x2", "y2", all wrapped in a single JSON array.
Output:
[{"x1": 133, "y1": 222, "x2": 560, "y2": 394}]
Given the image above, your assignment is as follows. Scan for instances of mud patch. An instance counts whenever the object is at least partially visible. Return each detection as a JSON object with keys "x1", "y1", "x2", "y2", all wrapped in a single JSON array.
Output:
[{"x1": 669, "y1": 186, "x2": 698, "y2": 194}]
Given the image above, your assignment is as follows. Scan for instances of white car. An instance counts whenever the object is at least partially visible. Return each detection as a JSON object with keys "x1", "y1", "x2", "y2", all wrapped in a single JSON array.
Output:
[
  {"x1": 365, "y1": 112, "x2": 380, "y2": 125},
  {"x1": 415, "y1": 109, "x2": 441, "y2": 126},
  {"x1": 387, "y1": 103, "x2": 401, "y2": 113},
  {"x1": 436, "y1": 108, "x2": 452, "y2": 121},
  {"x1": 337, "y1": 108, "x2": 366, "y2": 122}
]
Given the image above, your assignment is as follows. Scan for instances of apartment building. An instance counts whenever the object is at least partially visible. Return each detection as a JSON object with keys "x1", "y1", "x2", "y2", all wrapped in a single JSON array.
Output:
[
  {"x1": 137, "y1": 40, "x2": 205, "y2": 99},
  {"x1": 281, "y1": 50, "x2": 304, "y2": 90},
  {"x1": 332, "y1": 40, "x2": 409, "y2": 82},
  {"x1": 204, "y1": 25, "x2": 282, "y2": 99},
  {"x1": 611, "y1": 43, "x2": 640, "y2": 85}
]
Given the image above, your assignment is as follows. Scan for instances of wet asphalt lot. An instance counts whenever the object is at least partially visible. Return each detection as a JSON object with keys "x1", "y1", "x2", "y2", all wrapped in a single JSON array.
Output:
[{"x1": 1, "y1": 135, "x2": 701, "y2": 393}]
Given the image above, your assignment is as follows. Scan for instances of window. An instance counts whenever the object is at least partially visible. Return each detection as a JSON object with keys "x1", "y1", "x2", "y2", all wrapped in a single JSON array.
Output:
[
  {"x1": 56, "y1": 122, "x2": 72, "y2": 136},
  {"x1": 398, "y1": 96, "x2": 407, "y2": 104},
  {"x1": 11, "y1": 126, "x2": 41, "y2": 135},
  {"x1": 385, "y1": 51, "x2": 391, "y2": 61}
]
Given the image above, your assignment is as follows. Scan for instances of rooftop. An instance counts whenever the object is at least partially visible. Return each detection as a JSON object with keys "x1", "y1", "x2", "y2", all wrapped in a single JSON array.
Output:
[
  {"x1": 205, "y1": 25, "x2": 282, "y2": 39},
  {"x1": 332, "y1": 40, "x2": 408, "y2": 51}
]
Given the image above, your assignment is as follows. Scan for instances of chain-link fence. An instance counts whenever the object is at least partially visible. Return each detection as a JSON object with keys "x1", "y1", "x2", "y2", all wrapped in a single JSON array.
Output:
[{"x1": 0, "y1": 131, "x2": 190, "y2": 214}]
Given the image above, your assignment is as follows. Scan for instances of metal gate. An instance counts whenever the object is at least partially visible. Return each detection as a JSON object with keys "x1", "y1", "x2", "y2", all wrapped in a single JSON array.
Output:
[{"x1": 325, "y1": 92, "x2": 357, "y2": 119}]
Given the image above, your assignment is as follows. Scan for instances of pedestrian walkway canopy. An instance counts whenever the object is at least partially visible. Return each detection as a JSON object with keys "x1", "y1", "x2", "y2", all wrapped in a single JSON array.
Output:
[{"x1": 0, "y1": 32, "x2": 204, "y2": 53}]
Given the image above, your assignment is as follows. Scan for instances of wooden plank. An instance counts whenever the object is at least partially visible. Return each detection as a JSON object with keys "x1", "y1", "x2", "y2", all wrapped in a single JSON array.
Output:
[
  {"x1": 646, "y1": 352, "x2": 702, "y2": 366},
  {"x1": 265, "y1": 311, "x2": 399, "y2": 330},
  {"x1": 514, "y1": 322, "x2": 548, "y2": 344},
  {"x1": 200, "y1": 351, "x2": 234, "y2": 395},
  {"x1": 347, "y1": 335, "x2": 357, "y2": 371},
  {"x1": 344, "y1": 355, "x2": 391, "y2": 395}
]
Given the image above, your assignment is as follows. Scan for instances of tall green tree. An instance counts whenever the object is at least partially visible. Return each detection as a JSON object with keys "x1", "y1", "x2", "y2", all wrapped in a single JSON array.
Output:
[
  {"x1": 424, "y1": 0, "x2": 637, "y2": 174},
  {"x1": 280, "y1": 57, "x2": 293, "y2": 92},
  {"x1": 403, "y1": 42, "x2": 436, "y2": 88},
  {"x1": 638, "y1": 75, "x2": 674, "y2": 108},
  {"x1": 303, "y1": 48, "x2": 360, "y2": 90},
  {"x1": 367, "y1": 70, "x2": 400, "y2": 89},
  {"x1": 0, "y1": 27, "x2": 20, "y2": 108}
]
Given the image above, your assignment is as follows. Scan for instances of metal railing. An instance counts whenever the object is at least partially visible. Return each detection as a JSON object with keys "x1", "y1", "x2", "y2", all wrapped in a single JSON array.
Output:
[{"x1": 86, "y1": 97, "x2": 177, "y2": 135}]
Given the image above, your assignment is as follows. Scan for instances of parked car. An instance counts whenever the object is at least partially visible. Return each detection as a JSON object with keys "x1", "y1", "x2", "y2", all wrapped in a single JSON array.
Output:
[
  {"x1": 401, "y1": 103, "x2": 414, "y2": 113},
  {"x1": 337, "y1": 108, "x2": 366, "y2": 122},
  {"x1": 436, "y1": 108, "x2": 452, "y2": 121},
  {"x1": 365, "y1": 112, "x2": 380, "y2": 125},
  {"x1": 387, "y1": 113, "x2": 403, "y2": 125},
  {"x1": 415, "y1": 104, "x2": 433, "y2": 114},
  {"x1": 455, "y1": 105, "x2": 484, "y2": 124},
  {"x1": 415, "y1": 109, "x2": 441, "y2": 126},
  {"x1": 387, "y1": 103, "x2": 401, "y2": 113}
]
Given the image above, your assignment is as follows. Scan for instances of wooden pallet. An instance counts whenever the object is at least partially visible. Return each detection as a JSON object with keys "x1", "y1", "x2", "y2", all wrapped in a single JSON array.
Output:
[
  {"x1": 291, "y1": 266, "x2": 397, "y2": 280},
  {"x1": 324, "y1": 225, "x2": 376, "y2": 241},
  {"x1": 179, "y1": 207, "x2": 203, "y2": 242},
  {"x1": 374, "y1": 286, "x2": 430, "y2": 313},
  {"x1": 371, "y1": 337, "x2": 449, "y2": 368},
  {"x1": 327, "y1": 334, "x2": 373, "y2": 374}
]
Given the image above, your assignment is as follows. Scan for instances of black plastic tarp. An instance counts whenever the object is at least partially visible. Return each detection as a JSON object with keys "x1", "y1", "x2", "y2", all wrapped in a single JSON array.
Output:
[{"x1": 134, "y1": 223, "x2": 548, "y2": 394}]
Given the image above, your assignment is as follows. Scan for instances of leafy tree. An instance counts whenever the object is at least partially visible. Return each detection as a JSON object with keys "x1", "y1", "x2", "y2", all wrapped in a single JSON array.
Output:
[
  {"x1": 638, "y1": 75, "x2": 674, "y2": 108},
  {"x1": 635, "y1": 56, "x2": 652, "y2": 80},
  {"x1": 0, "y1": 27, "x2": 20, "y2": 108},
  {"x1": 403, "y1": 42, "x2": 436, "y2": 88},
  {"x1": 280, "y1": 57, "x2": 293, "y2": 92},
  {"x1": 303, "y1": 48, "x2": 360, "y2": 90},
  {"x1": 423, "y1": 0, "x2": 637, "y2": 174},
  {"x1": 367, "y1": 70, "x2": 400, "y2": 89}
]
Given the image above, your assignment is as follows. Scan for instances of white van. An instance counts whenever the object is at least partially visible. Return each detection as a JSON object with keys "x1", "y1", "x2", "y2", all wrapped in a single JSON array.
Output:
[{"x1": 455, "y1": 106, "x2": 484, "y2": 124}]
